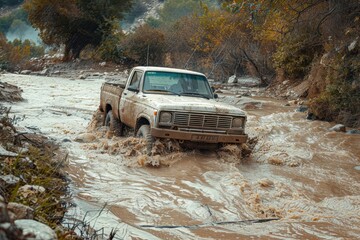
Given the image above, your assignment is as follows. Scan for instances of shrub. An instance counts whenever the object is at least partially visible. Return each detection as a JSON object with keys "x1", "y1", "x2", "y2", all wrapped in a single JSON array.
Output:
[
  {"x1": 95, "y1": 31, "x2": 125, "y2": 63},
  {"x1": 121, "y1": 24, "x2": 165, "y2": 66},
  {"x1": 309, "y1": 41, "x2": 360, "y2": 127},
  {"x1": 273, "y1": 31, "x2": 323, "y2": 79}
]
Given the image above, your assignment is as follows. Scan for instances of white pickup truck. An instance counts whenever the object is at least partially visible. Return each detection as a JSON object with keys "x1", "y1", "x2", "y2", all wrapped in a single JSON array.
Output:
[{"x1": 99, "y1": 66, "x2": 247, "y2": 154}]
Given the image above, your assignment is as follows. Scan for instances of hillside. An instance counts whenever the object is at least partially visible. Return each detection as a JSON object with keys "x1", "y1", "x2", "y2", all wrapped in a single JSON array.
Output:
[{"x1": 1, "y1": 0, "x2": 359, "y2": 128}]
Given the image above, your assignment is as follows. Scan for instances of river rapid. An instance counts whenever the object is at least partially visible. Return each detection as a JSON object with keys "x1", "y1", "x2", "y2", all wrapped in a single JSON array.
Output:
[{"x1": 2, "y1": 73, "x2": 360, "y2": 239}]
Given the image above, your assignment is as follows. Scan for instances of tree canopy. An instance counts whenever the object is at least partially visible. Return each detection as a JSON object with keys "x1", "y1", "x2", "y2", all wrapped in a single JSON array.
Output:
[{"x1": 24, "y1": 0, "x2": 132, "y2": 60}]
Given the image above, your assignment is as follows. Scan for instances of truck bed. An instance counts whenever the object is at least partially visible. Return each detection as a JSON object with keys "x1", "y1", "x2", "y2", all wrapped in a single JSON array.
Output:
[{"x1": 99, "y1": 82, "x2": 124, "y2": 119}]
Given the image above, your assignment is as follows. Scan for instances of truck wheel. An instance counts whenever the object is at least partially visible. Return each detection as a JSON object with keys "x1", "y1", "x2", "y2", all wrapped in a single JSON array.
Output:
[
  {"x1": 136, "y1": 125, "x2": 154, "y2": 155},
  {"x1": 105, "y1": 110, "x2": 124, "y2": 136}
]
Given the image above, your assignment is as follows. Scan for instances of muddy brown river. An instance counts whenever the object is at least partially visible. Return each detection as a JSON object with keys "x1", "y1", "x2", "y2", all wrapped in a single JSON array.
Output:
[{"x1": 3, "y1": 73, "x2": 360, "y2": 239}]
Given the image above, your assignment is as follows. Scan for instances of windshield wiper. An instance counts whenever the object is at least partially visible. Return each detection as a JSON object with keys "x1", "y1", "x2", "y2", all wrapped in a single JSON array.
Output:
[
  {"x1": 145, "y1": 89, "x2": 179, "y2": 96},
  {"x1": 179, "y1": 92, "x2": 210, "y2": 99}
]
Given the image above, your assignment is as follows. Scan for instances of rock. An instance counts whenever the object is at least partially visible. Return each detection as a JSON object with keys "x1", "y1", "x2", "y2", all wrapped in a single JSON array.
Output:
[
  {"x1": 99, "y1": 61, "x2": 106, "y2": 67},
  {"x1": 227, "y1": 75, "x2": 237, "y2": 84},
  {"x1": 74, "y1": 133, "x2": 96, "y2": 143},
  {"x1": 15, "y1": 219, "x2": 57, "y2": 240},
  {"x1": 0, "y1": 145, "x2": 17, "y2": 157},
  {"x1": 20, "y1": 70, "x2": 32, "y2": 75},
  {"x1": 346, "y1": 129, "x2": 360, "y2": 135},
  {"x1": 0, "y1": 175, "x2": 20, "y2": 186},
  {"x1": 40, "y1": 69, "x2": 49, "y2": 76},
  {"x1": 7, "y1": 202, "x2": 34, "y2": 220},
  {"x1": 306, "y1": 113, "x2": 316, "y2": 120},
  {"x1": 79, "y1": 74, "x2": 87, "y2": 79},
  {"x1": 17, "y1": 185, "x2": 46, "y2": 200},
  {"x1": 329, "y1": 124, "x2": 346, "y2": 132},
  {"x1": 348, "y1": 40, "x2": 357, "y2": 52},
  {"x1": 296, "y1": 105, "x2": 308, "y2": 112}
]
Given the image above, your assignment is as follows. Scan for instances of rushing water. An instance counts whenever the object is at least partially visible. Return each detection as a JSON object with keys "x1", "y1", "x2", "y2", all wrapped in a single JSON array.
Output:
[{"x1": 3, "y1": 73, "x2": 360, "y2": 239}]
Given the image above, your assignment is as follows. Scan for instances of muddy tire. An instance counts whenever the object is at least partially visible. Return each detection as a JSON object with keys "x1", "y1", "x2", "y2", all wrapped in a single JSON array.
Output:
[
  {"x1": 136, "y1": 125, "x2": 154, "y2": 155},
  {"x1": 105, "y1": 110, "x2": 124, "y2": 136}
]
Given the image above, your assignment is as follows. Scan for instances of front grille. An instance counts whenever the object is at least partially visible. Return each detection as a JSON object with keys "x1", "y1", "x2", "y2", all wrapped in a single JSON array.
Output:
[{"x1": 173, "y1": 112, "x2": 233, "y2": 129}]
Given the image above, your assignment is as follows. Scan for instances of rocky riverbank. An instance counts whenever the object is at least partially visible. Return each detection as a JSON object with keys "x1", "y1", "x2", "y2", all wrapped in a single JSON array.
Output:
[{"x1": 0, "y1": 82, "x2": 73, "y2": 239}]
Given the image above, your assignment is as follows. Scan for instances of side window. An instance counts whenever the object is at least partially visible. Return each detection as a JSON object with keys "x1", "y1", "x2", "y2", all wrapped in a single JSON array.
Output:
[{"x1": 129, "y1": 71, "x2": 143, "y2": 90}]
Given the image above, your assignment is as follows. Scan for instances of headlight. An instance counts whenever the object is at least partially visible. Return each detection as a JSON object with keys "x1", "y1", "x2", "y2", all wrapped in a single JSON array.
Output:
[
  {"x1": 232, "y1": 118, "x2": 244, "y2": 128},
  {"x1": 159, "y1": 112, "x2": 172, "y2": 123}
]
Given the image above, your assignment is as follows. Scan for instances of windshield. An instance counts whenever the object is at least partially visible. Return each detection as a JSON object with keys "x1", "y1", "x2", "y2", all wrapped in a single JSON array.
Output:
[{"x1": 143, "y1": 71, "x2": 213, "y2": 99}]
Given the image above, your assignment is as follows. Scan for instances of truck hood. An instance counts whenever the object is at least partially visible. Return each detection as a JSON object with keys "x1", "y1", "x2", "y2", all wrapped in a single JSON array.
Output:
[{"x1": 141, "y1": 94, "x2": 246, "y2": 116}]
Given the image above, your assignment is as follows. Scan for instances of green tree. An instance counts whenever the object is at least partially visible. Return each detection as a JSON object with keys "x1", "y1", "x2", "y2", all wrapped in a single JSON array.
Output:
[{"x1": 24, "y1": 0, "x2": 132, "y2": 60}]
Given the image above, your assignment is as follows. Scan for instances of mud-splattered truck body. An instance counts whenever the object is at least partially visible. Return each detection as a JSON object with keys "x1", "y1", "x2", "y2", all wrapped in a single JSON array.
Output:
[{"x1": 99, "y1": 66, "x2": 247, "y2": 153}]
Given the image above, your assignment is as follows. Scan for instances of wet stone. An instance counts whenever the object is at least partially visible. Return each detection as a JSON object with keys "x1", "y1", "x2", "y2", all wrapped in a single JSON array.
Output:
[
  {"x1": 307, "y1": 112, "x2": 316, "y2": 120},
  {"x1": 15, "y1": 219, "x2": 57, "y2": 240},
  {"x1": 346, "y1": 129, "x2": 360, "y2": 135},
  {"x1": 228, "y1": 75, "x2": 237, "y2": 84},
  {"x1": 329, "y1": 124, "x2": 346, "y2": 132},
  {"x1": 20, "y1": 70, "x2": 32, "y2": 75},
  {"x1": 0, "y1": 175, "x2": 20, "y2": 186},
  {"x1": 297, "y1": 105, "x2": 308, "y2": 112},
  {"x1": 0, "y1": 145, "x2": 17, "y2": 157}
]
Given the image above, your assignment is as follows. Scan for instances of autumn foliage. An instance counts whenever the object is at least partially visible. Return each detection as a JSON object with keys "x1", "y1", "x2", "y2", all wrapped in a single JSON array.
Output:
[{"x1": 0, "y1": 33, "x2": 44, "y2": 70}]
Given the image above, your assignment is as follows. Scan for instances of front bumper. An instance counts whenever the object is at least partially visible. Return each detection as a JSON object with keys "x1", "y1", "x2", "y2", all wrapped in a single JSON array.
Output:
[{"x1": 151, "y1": 128, "x2": 248, "y2": 144}]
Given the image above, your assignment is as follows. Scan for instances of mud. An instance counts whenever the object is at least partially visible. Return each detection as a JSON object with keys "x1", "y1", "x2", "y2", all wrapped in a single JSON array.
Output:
[{"x1": 3, "y1": 73, "x2": 360, "y2": 239}]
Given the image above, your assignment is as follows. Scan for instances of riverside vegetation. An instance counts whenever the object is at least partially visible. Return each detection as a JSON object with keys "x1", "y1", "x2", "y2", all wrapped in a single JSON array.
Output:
[
  {"x1": 1, "y1": 0, "x2": 359, "y2": 128},
  {"x1": 0, "y1": 85, "x2": 118, "y2": 240}
]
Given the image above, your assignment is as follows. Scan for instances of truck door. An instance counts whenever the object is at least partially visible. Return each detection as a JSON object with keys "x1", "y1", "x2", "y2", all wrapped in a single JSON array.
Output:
[{"x1": 119, "y1": 70, "x2": 143, "y2": 127}]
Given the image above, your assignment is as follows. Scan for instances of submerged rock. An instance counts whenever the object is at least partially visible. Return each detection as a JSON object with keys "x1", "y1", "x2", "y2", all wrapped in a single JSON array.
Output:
[{"x1": 15, "y1": 219, "x2": 57, "y2": 240}]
